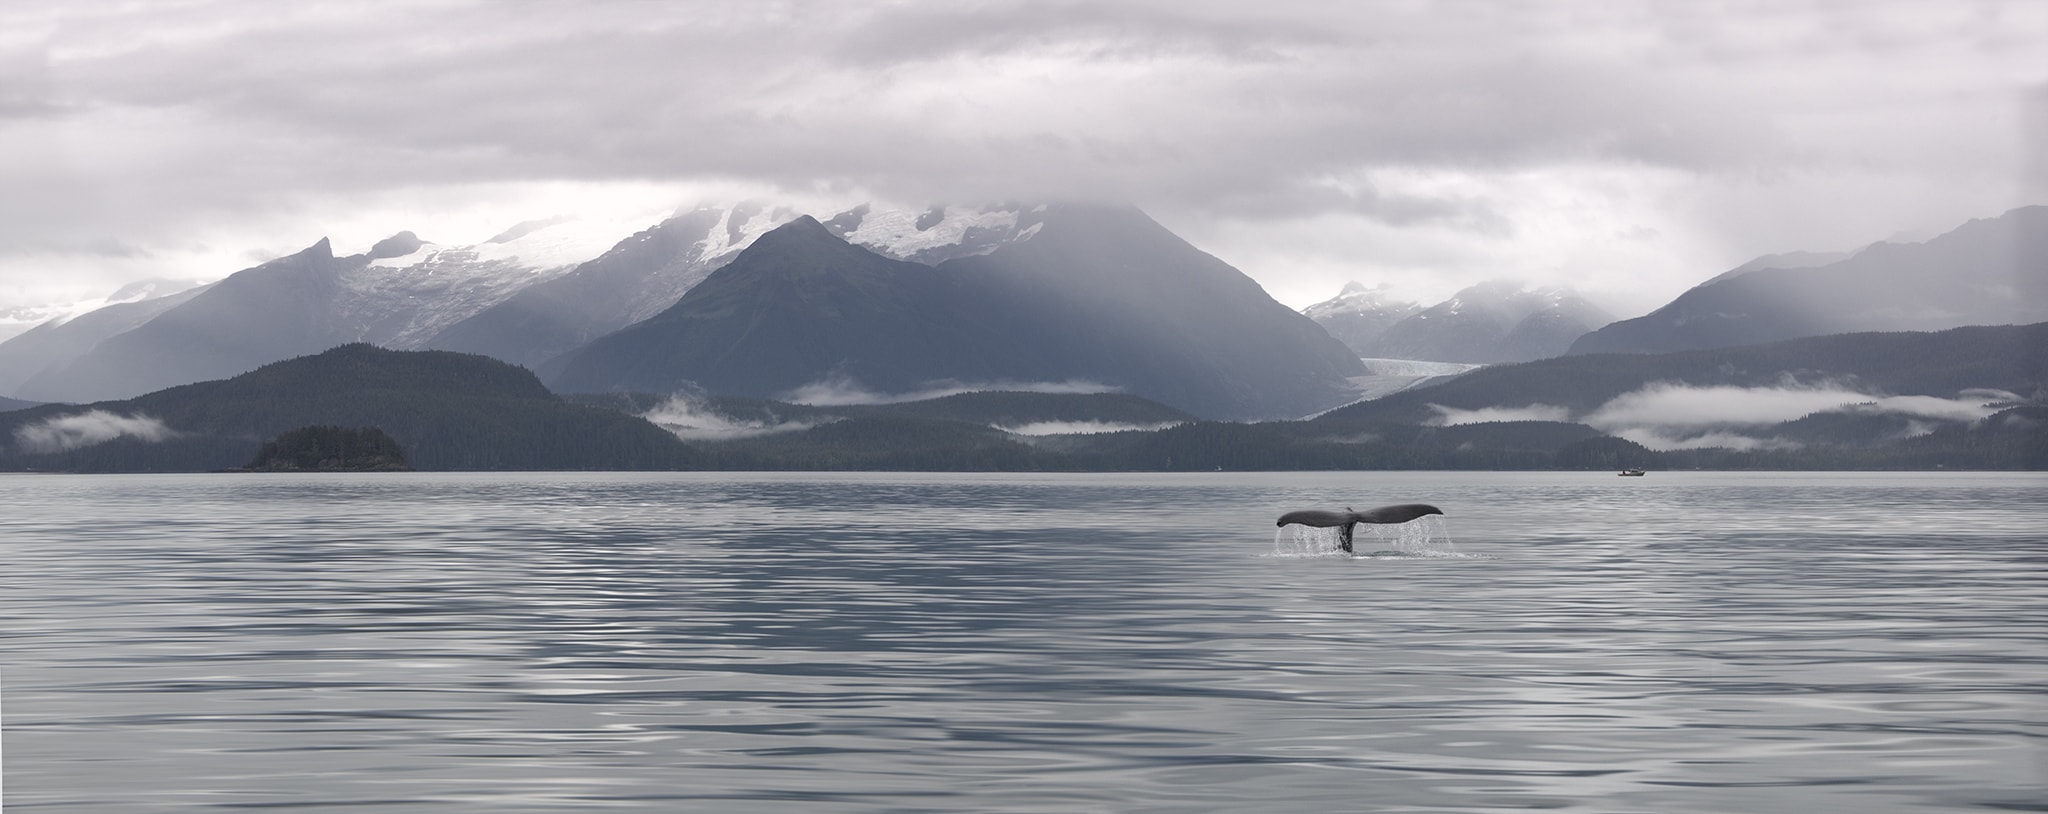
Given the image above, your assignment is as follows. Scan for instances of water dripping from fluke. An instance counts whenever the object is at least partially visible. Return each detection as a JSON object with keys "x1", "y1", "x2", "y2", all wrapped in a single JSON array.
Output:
[{"x1": 1269, "y1": 515, "x2": 1481, "y2": 559}]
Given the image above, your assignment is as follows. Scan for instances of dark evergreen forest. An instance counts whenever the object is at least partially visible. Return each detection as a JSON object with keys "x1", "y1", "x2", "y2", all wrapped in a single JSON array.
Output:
[
  {"x1": 242, "y1": 425, "x2": 412, "y2": 471},
  {"x1": 1, "y1": 324, "x2": 2041, "y2": 473}
]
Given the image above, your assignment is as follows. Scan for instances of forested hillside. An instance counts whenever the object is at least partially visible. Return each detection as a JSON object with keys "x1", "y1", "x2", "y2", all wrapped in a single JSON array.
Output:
[{"x1": 0, "y1": 344, "x2": 699, "y2": 472}]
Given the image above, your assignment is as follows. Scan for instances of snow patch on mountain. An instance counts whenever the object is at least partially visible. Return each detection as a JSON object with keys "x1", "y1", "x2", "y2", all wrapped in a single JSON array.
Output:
[
  {"x1": 827, "y1": 203, "x2": 1048, "y2": 265},
  {"x1": 1304, "y1": 282, "x2": 1422, "y2": 321},
  {"x1": 369, "y1": 210, "x2": 673, "y2": 273},
  {"x1": 692, "y1": 203, "x2": 806, "y2": 265},
  {"x1": 1301, "y1": 282, "x2": 1425, "y2": 358},
  {"x1": 336, "y1": 210, "x2": 700, "y2": 348}
]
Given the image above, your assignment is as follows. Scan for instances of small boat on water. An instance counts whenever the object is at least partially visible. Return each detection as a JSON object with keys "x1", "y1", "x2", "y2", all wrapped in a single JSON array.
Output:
[{"x1": 1618, "y1": 468, "x2": 1647, "y2": 477}]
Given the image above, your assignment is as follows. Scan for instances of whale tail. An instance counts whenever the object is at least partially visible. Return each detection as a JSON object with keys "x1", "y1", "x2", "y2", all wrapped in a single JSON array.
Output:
[{"x1": 1276, "y1": 503, "x2": 1444, "y2": 553}]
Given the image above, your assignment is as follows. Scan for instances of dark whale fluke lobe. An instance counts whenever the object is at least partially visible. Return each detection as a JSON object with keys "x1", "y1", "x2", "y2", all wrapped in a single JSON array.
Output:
[{"x1": 1276, "y1": 504, "x2": 1443, "y2": 553}]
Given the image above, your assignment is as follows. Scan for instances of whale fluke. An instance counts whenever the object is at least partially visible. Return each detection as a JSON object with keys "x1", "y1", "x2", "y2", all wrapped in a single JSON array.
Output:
[{"x1": 1276, "y1": 504, "x2": 1443, "y2": 553}]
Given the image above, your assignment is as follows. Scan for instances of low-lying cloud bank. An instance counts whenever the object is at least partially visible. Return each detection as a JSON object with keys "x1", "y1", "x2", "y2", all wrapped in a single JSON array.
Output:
[
  {"x1": 12, "y1": 410, "x2": 176, "y2": 453},
  {"x1": 778, "y1": 374, "x2": 1117, "y2": 407},
  {"x1": 997, "y1": 420, "x2": 1186, "y2": 436},
  {"x1": 1431, "y1": 383, "x2": 2020, "y2": 451},
  {"x1": 1580, "y1": 384, "x2": 2011, "y2": 430},
  {"x1": 642, "y1": 398, "x2": 828, "y2": 441}
]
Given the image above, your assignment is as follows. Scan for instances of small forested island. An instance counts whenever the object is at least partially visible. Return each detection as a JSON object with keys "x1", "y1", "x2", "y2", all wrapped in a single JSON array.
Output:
[{"x1": 242, "y1": 425, "x2": 412, "y2": 472}]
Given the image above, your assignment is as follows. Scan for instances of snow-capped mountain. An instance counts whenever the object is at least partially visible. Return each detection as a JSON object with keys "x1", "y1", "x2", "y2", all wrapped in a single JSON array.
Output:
[
  {"x1": 1361, "y1": 280, "x2": 1613, "y2": 364},
  {"x1": 3, "y1": 199, "x2": 1304, "y2": 408},
  {"x1": 5, "y1": 212, "x2": 654, "y2": 403},
  {"x1": 1301, "y1": 282, "x2": 1424, "y2": 357},
  {"x1": 546, "y1": 204, "x2": 1366, "y2": 421},
  {"x1": 425, "y1": 202, "x2": 1058, "y2": 368},
  {"x1": 421, "y1": 203, "x2": 805, "y2": 367}
]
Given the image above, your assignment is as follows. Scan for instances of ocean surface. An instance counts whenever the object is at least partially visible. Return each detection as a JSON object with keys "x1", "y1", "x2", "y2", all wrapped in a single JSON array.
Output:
[{"x1": 4, "y1": 471, "x2": 2043, "y2": 812}]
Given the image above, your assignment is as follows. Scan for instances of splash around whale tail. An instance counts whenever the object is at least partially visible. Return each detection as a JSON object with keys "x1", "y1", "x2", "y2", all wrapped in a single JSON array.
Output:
[{"x1": 1274, "y1": 504, "x2": 1444, "y2": 553}]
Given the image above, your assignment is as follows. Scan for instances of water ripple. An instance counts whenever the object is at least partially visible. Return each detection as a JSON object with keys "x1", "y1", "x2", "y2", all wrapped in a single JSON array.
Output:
[{"x1": 3, "y1": 471, "x2": 2043, "y2": 812}]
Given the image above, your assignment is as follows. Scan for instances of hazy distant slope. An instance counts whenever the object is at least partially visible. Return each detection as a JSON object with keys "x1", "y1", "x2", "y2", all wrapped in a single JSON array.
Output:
[
  {"x1": 15, "y1": 241, "x2": 355, "y2": 403},
  {"x1": 1570, "y1": 206, "x2": 2048, "y2": 355},
  {"x1": 1374, "y1": 280, "x2": 1613, "y2": 363},
  {"x1": 0, "y1": 284, "x2": 211, "y2": 399},
  {"x1": 1304, "y1": 280, "x2": 1611, "y2": 363},
  {"x1": 933, "y1": 203, "x2": 1366, "y2": 419}
]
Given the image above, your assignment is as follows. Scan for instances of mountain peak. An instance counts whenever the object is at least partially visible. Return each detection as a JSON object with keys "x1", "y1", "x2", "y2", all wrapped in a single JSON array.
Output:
[
  {"x1": 749, "y1": 214, "x2": 856, "y2": 253},
  {"x1": 295, "y1": 237, "x2": 334, "y2": 261},
  {"x1": 1309, "y1": 278, "x2": 1612, "y2": 363},
  {"x1": 777, "y1": 214, "x2": 829, "y2": 234},
  {"x1": 366, "y1": 231, "x2": 424, "y2": 260}
]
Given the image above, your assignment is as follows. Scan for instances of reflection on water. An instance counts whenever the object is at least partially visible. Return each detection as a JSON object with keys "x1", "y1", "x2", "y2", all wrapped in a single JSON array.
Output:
[{"x1": 3, "y1": 471, "x2": 2044, "y2": 813}]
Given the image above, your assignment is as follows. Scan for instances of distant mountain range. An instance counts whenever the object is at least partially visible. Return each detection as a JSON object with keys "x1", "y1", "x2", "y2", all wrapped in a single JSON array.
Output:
[
  {"x1": 0, "y1": 215, "x2": 623, "y2": 402},
  {"x1": 1571, "y1": 205, "x2": 2048, "y2": 355},
  {"x1": 3, "y1": 200, "x2": 2044, "y2": 433},
  {"x1": 1302, "y1": 279, "x2": 1613, "y2": 364},
  {"x1": 0, "y1": 202, "x2": 1360, "y2": 420},
  {"x1": 5, "y1": 324, "x2": 2035, "y2": 472},
  {"x1": 0, "y1": 203, "x2": 819, "y2": 401}
]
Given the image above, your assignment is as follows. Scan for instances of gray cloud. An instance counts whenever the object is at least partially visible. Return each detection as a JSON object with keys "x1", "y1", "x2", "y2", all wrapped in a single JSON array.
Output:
[
  {"x1": 0, "y1": 0, "x2": 2040, "y2": 310},
  {"x1": 1580, "y1": 382, "x2": 2012, "y2": 451},
  {"x1": 13, "y1": 409, "x2": 175, "y2": 453},
  {"x1": 642, "y1": 397, "x2": 828, "y2": 442},
  {"x1": 1428, "y1": 382, "x2": 2014, "y2": 451},
  {"x1": 21, "y1": 2, "x2": 1956, "y2": 190},
  {"x1": 779, "y1": 372, "x2": 1116, "y2": 406}
]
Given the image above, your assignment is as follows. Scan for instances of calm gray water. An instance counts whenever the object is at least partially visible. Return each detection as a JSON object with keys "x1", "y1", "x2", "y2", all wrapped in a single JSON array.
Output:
[{"x1": 4, "y1": 471, "x2": 2044, "y2": 812}]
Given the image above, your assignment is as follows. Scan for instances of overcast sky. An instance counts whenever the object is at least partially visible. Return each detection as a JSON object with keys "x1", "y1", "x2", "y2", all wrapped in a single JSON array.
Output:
[{"x1": 2, "y1": 0, "x2": 2042, "y2": 316}]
